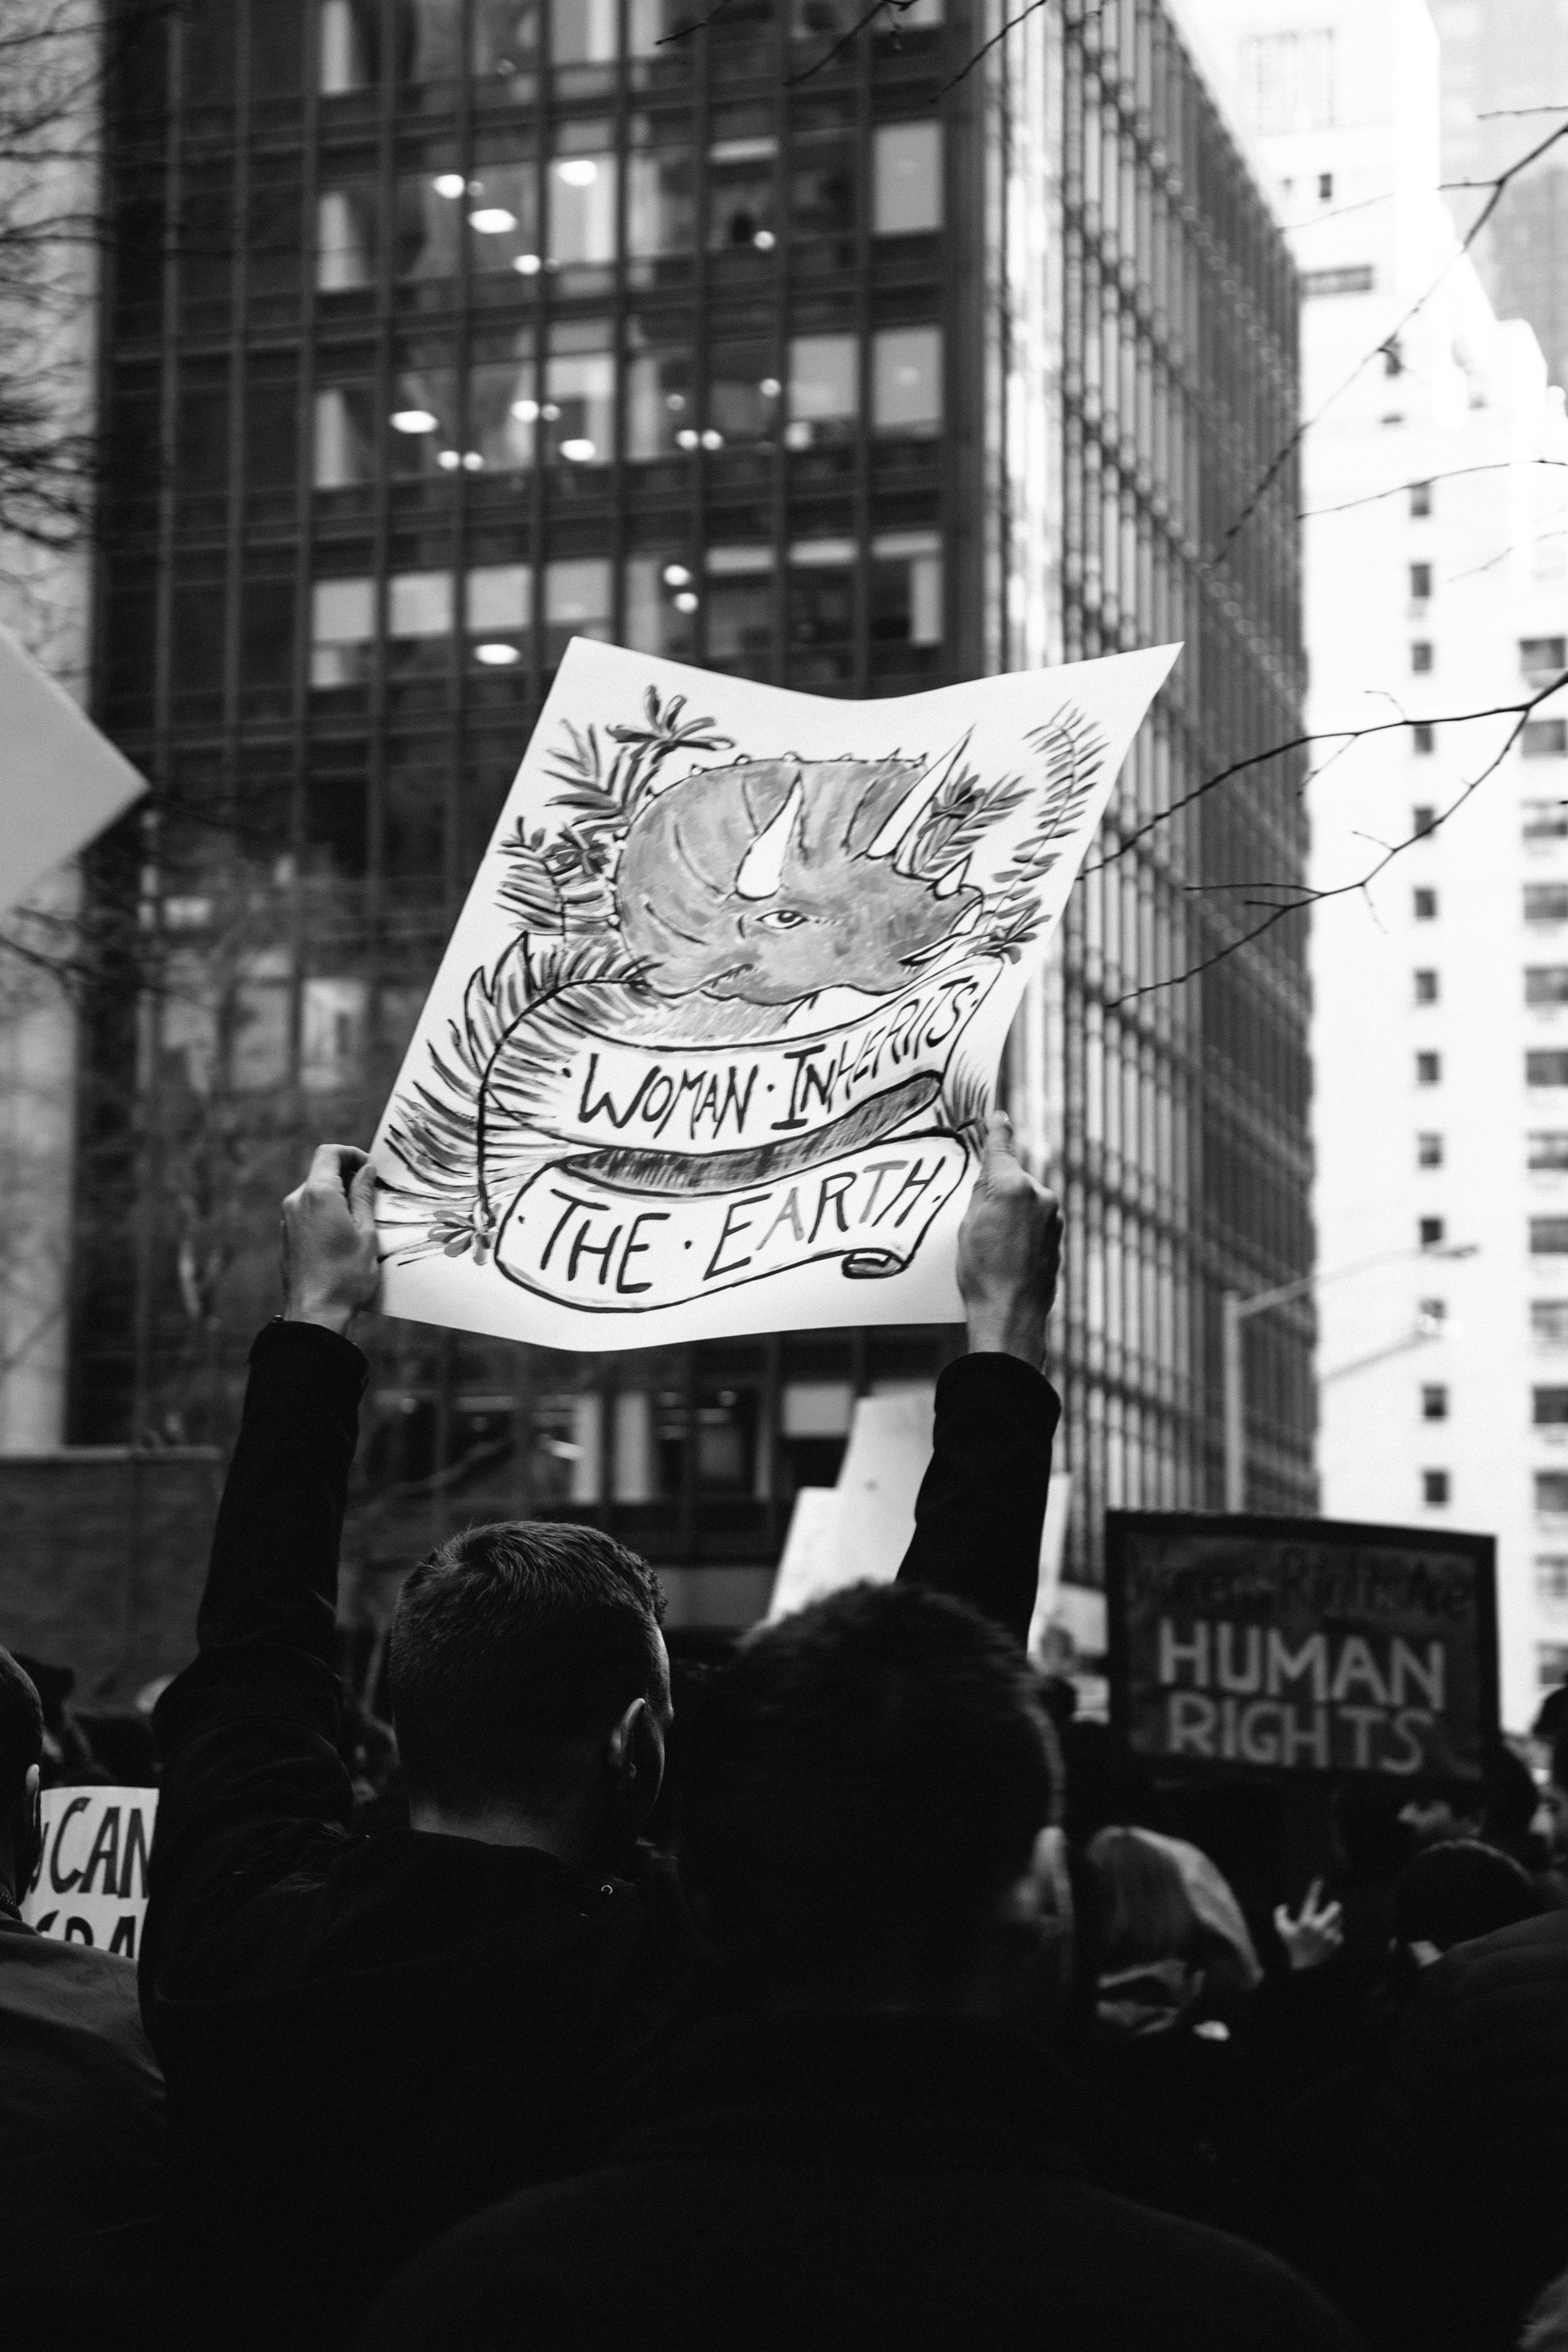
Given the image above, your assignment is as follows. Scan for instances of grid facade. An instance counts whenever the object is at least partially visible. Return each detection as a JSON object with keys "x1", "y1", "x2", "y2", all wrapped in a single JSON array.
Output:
[{"x1": 78, "y1": 0, "x2": 1311, "y2": 1624}]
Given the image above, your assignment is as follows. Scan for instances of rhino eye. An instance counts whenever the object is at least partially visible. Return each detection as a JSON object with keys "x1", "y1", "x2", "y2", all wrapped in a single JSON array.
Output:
[{"x1": 755, "y1": 907, "x2": 811, "y2": 931}]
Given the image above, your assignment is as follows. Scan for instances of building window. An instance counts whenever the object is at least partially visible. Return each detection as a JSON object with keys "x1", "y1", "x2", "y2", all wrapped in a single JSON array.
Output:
[
  {"x1": 1409, "y1": 480, "x2": 1432, "y2": 517},
  {"x1": 1410, "y1": 562, "x2": 1432, "y2": 600},
  {"x1": 1412, "y1": 805, "x2": 1436, "y2": 837},
  {"x1": 1411, "y1": 642, "x2": 1432, "y2": 673},
  {"x1": 1539, "y1": 1641, "x2": 1568, "y2": 1683},
  {"x1": 1538, "y1": 1472, "x2": 1568, "y2": 1513},
  {"x1": 1529, "y1": 1051, "x2": 1568, "y2": 1086},
  {"x1": 872, "y1": 122, "x2": 943, "y2": 235},
  {"x1": 1537, "y1": 1388, "x2": 1568, "y2": 1424},
  {"x1": 1525, "y1": 804, "x2": 1568, "y2": 845},
  {"x1": 1417, "y1": 1132, "x2": 1443, "y2": 1167},
  {"x1": 1412, "y1": 723, "x2": 1435, "y2": 754},
  {"x1": 1318, "y1": 171, "x2": 1333, "y2": 201},
  {"x1": 310, "y1": 576, "x2": 374, "y2": 686},
  {"x1": 1421, "y1": 1384, "x2": 1448, "y2": 1421},
  {"x1": 316, "y1": 184, "x2": 379, "y2": 290},
  {"x1": 1522, "y1": 637, "x2": 1567, "y2": 675},
  {"x1": 1413, "y1": 968, "x2": 1438, "y2": 1004},
  {"x1": 1419, "y1": 1217, "x2": 1445, "y2": 1247},
  {"x1": 548, "y1": 149, "x2": 618, "y2": 267},
  {"x1": 627, "y1": 147, "x2": 697, "y2": 260},
  {"x1": 1536, "y1": 1560, "x2": 1568, "y2": 1611},
  {"x1": 1422, "y1": 1470, "x2": 1449, "y2": 1506},
  {"x1": 625, "y1": 347, "x2": 694, "y2": 458},
  {"x1": 1534, "y1": 1301, "x2": 1568, "y2": 1342},
  {"x1": 1532, "y1": 1133, "x2": 1568, "y2": 1170},
  {"x1": 467, "y1": 563, "x2": 532, "y2": 665},
  {"x1": 544, "y1": 558, "x2": 612, "y2": 657},
  {"x1": 314, "y1": 384, "x2": 376, "y2": 487},
  {"x1": 1418, "y1": 1298, "x2": 1447, "y2": 1336},
  {"x1": 1528, "y1": 886, "x2": 1568, "y2": 923},
  {"x1": 787, "y1": 332, "x2": 857, "y2": 447},
  {"x1": 872, "y1": 326, "x2": 942, "y2": 436},
  {"x1": 708, "y1": 135, "x2": 777, "y2": 252},
  {"x1": 1534, "y1": 1219, "x2": 1568, "y2": 1254},
  {"x1": 1529, "y1": 967, "x2": 1568, "y2": 1007},
  {"x1": 1524, "y1": 721, "x2": 1568, "y2": 758},
  {"x1": 1414, "y1": 887, "x2": 1438, "y2": 919},
  {"x1": 1416, "y1": 1051, "x2": 1441, "y2": 1084},
  {"x1": 871, "y1": 531, "x2": 943, "y2": 653}
]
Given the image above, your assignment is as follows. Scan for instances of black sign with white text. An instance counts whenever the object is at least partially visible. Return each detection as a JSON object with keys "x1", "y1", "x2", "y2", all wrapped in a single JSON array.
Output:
[{"x1": 1106, "y1": 1513, "x2": 1498, "y2": 1782}]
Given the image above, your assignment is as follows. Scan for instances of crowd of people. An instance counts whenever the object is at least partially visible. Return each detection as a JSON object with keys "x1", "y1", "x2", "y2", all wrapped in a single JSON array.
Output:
[{"x1": 7, "y1": 1118, "x2": 1568, "y2": 2346}]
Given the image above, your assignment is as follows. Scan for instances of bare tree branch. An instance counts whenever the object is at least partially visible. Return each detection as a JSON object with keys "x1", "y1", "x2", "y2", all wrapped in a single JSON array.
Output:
[{"x1": 1209, "y1": 115, "x2": 1568, "y2": 567}]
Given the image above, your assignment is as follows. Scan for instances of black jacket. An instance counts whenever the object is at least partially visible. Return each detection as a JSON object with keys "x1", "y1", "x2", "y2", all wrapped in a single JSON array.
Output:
[
  {"x1": 353, "y1": 2008, "x2": 1361, "y2": 2352},
  {"x1": 1355, "y1": 1908, "x2": 1568, "y2": 2351},
  {"x1": 1, "y1": 1912, "x2": 165, "y2": 2328},
  {"x1": 140, "y1": 1321, "x2": 1057, "y2": 2348}
]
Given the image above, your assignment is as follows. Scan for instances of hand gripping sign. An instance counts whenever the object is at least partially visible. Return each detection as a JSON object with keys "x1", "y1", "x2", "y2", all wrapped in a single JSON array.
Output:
[{"x1": 373, "y1": 637, "x2": 1180, "y2": 1350}]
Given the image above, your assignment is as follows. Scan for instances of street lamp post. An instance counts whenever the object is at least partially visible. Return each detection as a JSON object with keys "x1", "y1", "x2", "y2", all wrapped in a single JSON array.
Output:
[{"x1": 1222, "y1": 1242, "x2": 1478, "y2": 1513}]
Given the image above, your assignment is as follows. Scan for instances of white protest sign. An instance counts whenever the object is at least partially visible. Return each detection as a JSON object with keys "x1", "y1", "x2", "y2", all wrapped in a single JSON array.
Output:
[
  {"x1": 22, "y1": 1786, "x2": 157, "y2": 1960},
  {"x1": 769, "y1": 1486, "x2": 844, "y2": 1622},
  {"x1": 0, "y1": 624, "x2": 146, "y2": 914},
  {"x1": 373, "y1": 637, "x2": 1179, "y2": 1348}
]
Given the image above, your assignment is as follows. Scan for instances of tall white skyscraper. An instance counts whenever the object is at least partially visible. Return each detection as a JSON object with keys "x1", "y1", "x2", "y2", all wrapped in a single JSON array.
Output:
[{"x1": 1192, "y1": 0, "x2": 1568, "y2": 1728}]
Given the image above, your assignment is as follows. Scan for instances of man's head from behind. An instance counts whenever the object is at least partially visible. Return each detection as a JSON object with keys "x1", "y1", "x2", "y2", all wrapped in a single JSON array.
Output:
[
  {"x1": 388, "y1": 1521, "x2": 669, "y2": 1862},
  {"x1": 679, "y1": 1583, "x2": 1062, "y2": 2011},
  {"x1": 0, "y1": 1646, "x2": 43, "y2": 1901}
]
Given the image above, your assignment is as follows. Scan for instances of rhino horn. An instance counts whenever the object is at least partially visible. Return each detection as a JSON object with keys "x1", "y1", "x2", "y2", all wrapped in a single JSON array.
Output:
[
  {"x1": 866, "y1": 735, "x2": 971, "y2": 874},
  {"x1": 734, "y1": 773, "x2": 805, "y2": 900}
]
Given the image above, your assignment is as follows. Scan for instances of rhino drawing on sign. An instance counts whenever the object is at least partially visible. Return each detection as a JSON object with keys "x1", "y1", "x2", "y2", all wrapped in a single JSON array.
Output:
[
  {"x1": 616, "y1": 753, "x2": 987, "y2": 1004},
  {"x1": 371, "y1": 637, "x2": 1178, "y2": 1350}
]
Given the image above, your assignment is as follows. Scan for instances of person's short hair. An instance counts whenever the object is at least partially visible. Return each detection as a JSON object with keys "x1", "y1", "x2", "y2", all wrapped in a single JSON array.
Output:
[
  {"x1": 1392, "y1": 1837, "x2": 1545, "y2": 1954},
  {"x1": 0, "y1": 1647, "x2": 44, "y2": 1804},
  {"x1": 388, "y1": 1521, "x2": 667, "y2": 1812},
  {"x1": 677, "y1": 1582, "x2": 1056, "y2": 2004},
  {"x1": 1535, "y1": 1684, "x2": 1568, "y2": 1747}
]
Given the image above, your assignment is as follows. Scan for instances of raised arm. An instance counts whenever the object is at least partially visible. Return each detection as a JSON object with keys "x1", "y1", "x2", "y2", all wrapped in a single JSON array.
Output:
[
  {"x1": 895, "y1": 1112, "x2": 1062, "y2": 1648},
  {"x1": 142, "y1": 1148, "x2": 381, "y2": 1998}
]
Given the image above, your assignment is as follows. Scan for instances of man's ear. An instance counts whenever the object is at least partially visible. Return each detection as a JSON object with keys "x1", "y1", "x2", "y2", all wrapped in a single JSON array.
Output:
[
  {"x1": 968, "y1": 1825, "x2": 1076, "y2": 2026},
  {"x1": 605, "y1": 1696, "x2": 665, "y2": 1835},
  {"x1": 17, "y1": 1764, "x2": 43, "y2": 1900}
]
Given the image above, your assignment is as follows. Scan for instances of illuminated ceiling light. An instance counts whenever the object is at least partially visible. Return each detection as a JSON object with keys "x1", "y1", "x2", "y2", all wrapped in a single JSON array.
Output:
[
  {"x1": 760, "y1": 377, "x2": 781, "y2": 398},
  {"x1": 665, "y1": 393, "x2": 687, "y2": 412},
  {"x1": 784, "y1": 420, "x2": 813, "y2": 449},
  {"x1": 390, "y1": 409, "x2": 438, "y2": 433},
  {"x1": 555, "y1": 158, "x2": 599, "y2": 187},
  {"x1": 753, "y1": 228, "x2": 776, "y2": 250},
  {"x1": 673, "y1": 591, "x2": 699, "y2": 613},
  {"x1": 662, "y1": 563, "x2": 692, "y2": 588},
  {"x1": 437, "y1": 449, "x2": 462, "y2": 470},
  {"x1": 470, "y1": 207, "x2": 517, "y2": 234},
  {"x1": 540, "y1": 402, "x2": 561, "y2": 421},
  {"x1": 432, "y1": 173, "x2": 465, "y2": 198},
  {"x1": 675, "y1": 428, "x2": 699, "y2": 450},
  {"x1": 462, "y1": 451, "x2": 485, "y2": 470},
  {"x1": 474, "y1": 642, "x2": 521, "y2": 665},
  {"x1": 559, "y1": 438, "x2": 596, "y2": 462},
  {"x1": 510, "y1": 398, "x2": 540, "y2": 422},
  {"x1": 701, "y1": 428, "x2": 724, "y2": 450},
  {"x1": 513, "y1": 252, "x2": 542, "y2": 276}
]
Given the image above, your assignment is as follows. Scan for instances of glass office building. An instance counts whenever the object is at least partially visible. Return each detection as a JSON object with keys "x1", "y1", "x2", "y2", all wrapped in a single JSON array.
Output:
[{"x1": 78, "y1": 0, "x2": 1312, "y2": 1628}]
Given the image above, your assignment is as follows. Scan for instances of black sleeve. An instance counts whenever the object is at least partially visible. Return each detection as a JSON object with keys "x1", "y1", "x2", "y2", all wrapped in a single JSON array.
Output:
[
  {"x1": 894, "y1": 1352, "x2": 1061, "y2": 1647},
  {"x1": 140, "y1": 1321, "x2": 368, "y2": 2016}
]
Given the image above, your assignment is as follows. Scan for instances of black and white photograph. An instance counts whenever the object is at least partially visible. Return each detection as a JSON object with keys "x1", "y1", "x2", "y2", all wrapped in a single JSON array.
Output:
[{"x1": 3, "y1": 0, "x2": 1568, "y2": 2345}]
